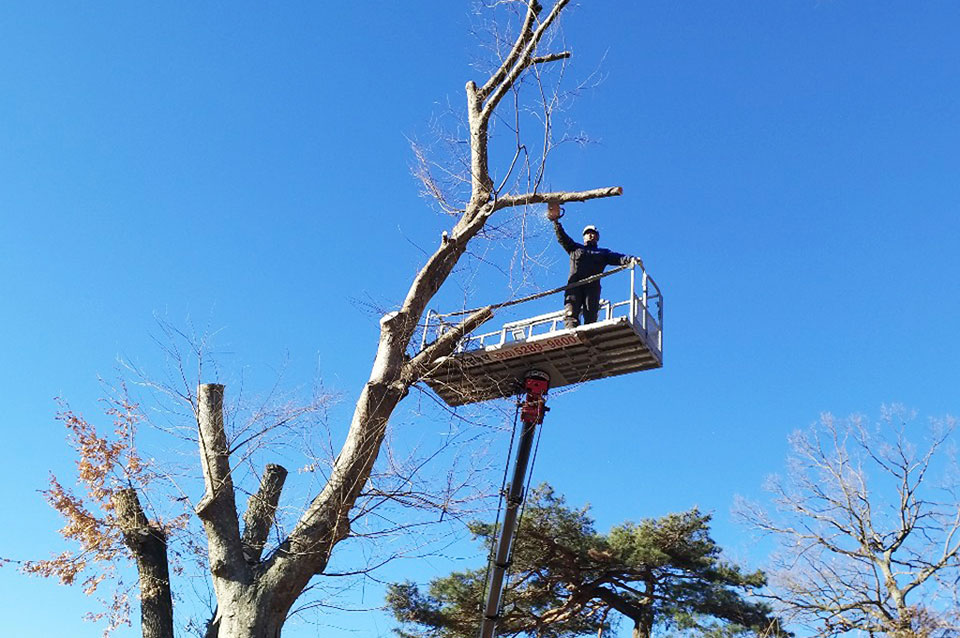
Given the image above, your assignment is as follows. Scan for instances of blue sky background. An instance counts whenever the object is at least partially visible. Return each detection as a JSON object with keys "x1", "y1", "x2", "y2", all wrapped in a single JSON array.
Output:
[{"x1": 2, "y1": 1, "x2": 959, "y2": 636}]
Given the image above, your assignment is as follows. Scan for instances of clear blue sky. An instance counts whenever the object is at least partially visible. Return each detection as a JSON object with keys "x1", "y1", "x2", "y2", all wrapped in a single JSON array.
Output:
[{"x1": 2, "y1": 2, "x2": 959, "y2": 636}]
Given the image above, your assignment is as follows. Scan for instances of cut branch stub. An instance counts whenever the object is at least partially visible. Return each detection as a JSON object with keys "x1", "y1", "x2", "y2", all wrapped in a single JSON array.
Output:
[
  {"x1": 196, "y1": 384, "x2": 233, "y2": 516},
  {"x1": 113, "y1": 487, "x2": 151, "y2": 539},
  {"x1": 242, "y1": 463, "x2": 288, "y2": 564}
]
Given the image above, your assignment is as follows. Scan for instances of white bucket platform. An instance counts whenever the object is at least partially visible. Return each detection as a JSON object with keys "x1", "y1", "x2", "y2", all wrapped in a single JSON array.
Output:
[{"x1": 421, "y1": 266, "x2": 663, "y2": 406}]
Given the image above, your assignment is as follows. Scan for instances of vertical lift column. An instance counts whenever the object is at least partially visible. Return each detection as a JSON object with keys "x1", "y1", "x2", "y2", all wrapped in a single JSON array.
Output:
[{"x1": 479, "y1": 369, "x2": 551, "y2": 638}]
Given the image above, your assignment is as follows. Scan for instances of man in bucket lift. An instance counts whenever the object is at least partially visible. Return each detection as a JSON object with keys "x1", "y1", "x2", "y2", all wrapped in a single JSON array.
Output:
[{"x1": 548, "y1": 202, "x2": 642, "y2": 329}]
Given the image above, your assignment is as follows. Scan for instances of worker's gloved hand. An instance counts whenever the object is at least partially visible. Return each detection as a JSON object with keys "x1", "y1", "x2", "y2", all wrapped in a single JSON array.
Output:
[{"x1": 546, "y1": 202, "x2": 563, "y2": 221}]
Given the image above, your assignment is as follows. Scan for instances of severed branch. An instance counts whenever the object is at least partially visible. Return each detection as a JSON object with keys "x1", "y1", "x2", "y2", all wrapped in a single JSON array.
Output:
[
  {"x1": 531, "y1": 51, "x2": 571, "y2": 66},
  {"x1": 494, "y1": 186, "x2": 623, "y2": 211},
  {"x1": 241, "y1": 463, "x2": 288, "y2": 564}
]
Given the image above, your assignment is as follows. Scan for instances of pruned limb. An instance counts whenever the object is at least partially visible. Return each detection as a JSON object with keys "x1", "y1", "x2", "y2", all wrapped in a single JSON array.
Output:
[
  {"x1": 195, "y1": 384, "x2": 245, "y2": 580},
  {"x1": 494, "y1": 186, "x2": 623, "y2": 211},
  {"x1": 241, "y1": 463, "x2": 288, "y2": 564},
  {"x1": 114, "y1": 487, "x2": 151, "y2": 538},
  {"x1": 113, "y1": 488, "x2": 175, "y2": 638},
  {"x1": 532, "y1": 51, "x2": 571, "y2": 66}
]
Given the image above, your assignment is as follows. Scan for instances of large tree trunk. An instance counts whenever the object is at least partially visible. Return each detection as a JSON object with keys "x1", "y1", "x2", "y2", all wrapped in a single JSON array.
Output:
[
  {"x1": 205, "y1": 590, "x2": 286, "y2": 638},
  {"x1": 631, "y1": 605, "x2": 654, "y2": 638},
  {"x1": 634, "y1": 580, "x2": 655, "y2": 638}
]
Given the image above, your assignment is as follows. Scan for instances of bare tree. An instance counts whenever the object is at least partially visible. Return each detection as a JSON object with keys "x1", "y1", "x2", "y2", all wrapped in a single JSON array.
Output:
[
  {"x1": 20, "y1": 3, "x2": 626, "y2": 637},
  {"x1": 736, "y1": 408, "x2": 960, "y2": 638}
]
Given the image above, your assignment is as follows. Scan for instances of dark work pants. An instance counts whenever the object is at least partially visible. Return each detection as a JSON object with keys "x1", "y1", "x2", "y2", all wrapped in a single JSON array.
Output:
[{"x1": 563, "y1": 283, "x2": 601, "y2": 329}]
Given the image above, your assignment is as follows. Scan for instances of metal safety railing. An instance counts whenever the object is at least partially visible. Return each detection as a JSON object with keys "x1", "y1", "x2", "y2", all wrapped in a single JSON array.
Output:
[{"x1": 421, "y1": 262, "x2": 663, "y2": 355}]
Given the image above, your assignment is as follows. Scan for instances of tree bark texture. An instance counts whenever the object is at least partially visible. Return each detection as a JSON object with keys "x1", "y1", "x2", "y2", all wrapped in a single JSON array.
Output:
[{"x1": 113, "y1": 488, "x2": 175, "y2": 638}]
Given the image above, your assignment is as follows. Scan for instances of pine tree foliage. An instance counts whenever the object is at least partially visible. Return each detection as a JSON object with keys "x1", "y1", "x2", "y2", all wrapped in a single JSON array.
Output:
[{"x1": 387, "y1": 485, "x2": 787, "y2": 638}]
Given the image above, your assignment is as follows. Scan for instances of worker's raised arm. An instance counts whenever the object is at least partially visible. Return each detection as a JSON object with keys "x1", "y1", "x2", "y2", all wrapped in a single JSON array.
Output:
[{"x1": 553, "y1": 220, "x2": 578, "y2": 253}]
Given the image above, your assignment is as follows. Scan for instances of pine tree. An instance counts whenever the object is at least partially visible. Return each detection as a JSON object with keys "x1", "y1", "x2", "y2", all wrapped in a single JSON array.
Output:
[{"x1": 388, "y1": 485, "x2": 787, "y2": 638}]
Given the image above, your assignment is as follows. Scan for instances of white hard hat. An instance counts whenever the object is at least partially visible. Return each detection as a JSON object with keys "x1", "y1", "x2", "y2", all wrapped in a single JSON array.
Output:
[{"x1": 582, "y1": 225, "x2": 599, "y2": 236}]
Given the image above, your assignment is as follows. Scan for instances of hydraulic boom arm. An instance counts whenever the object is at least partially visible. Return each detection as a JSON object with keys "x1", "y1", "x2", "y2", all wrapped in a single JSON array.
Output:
[{"x1": 479, "y1": 369, "x2": 551, "y2": 638}]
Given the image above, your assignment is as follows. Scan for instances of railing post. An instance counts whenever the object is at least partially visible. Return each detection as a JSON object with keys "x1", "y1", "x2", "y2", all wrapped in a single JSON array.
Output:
[
  {"x1": 658, "y1": 291, "x2": 663, "y2": 352},
  {"x1": 642, "y1": 272, "x2": 649, "y2": 332},
  {"x1": 629, "y1": 262, "x2": 637, "y2": 325}
]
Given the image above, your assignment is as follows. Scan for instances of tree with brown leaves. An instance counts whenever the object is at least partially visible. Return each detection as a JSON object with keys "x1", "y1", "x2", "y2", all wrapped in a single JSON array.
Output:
[{"x1": 13, "y1": 397, "x2": 182, "y2": 638}]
